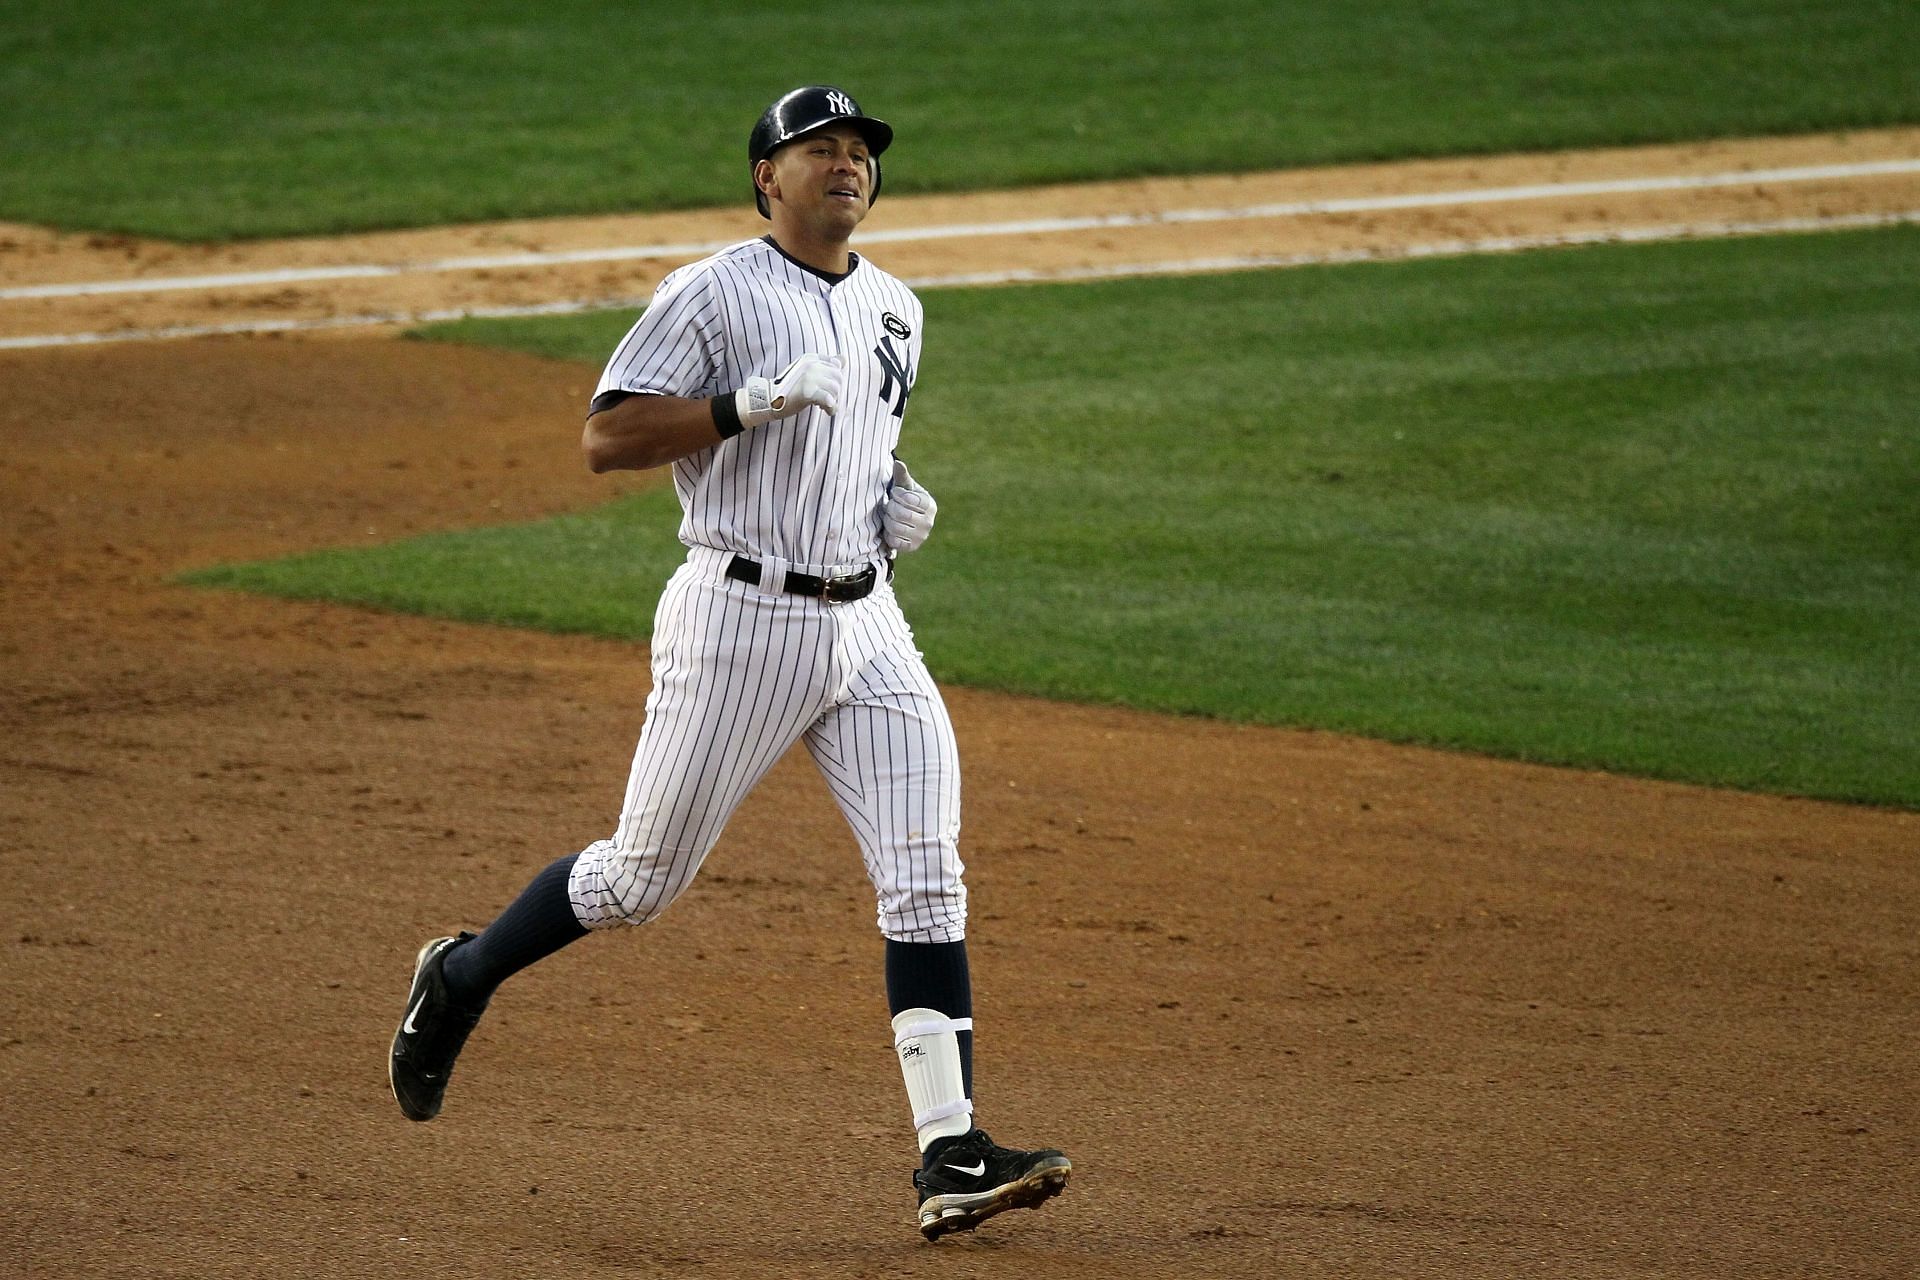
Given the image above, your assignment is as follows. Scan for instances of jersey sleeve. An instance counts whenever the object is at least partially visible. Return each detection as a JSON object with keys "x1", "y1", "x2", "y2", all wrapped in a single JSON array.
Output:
[{"x1": 594, "y1": 266, "x2": 725, "y2": 400}]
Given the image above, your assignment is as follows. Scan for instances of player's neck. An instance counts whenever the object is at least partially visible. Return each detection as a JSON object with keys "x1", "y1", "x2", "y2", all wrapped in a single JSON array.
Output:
[{"x1": 766, "y1": 224, "x2": 853, "y2": 278}]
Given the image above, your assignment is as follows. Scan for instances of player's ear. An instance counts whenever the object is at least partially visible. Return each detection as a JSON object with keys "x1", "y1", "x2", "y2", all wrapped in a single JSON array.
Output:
[{"x1": 754, "y1": 158, "x2": 779, "y2": 205}]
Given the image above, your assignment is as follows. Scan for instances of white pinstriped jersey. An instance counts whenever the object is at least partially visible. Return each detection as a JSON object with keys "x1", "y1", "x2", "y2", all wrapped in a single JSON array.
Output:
[{"x1": 595, "y1": 236, "x2": 924, "y2": 569}]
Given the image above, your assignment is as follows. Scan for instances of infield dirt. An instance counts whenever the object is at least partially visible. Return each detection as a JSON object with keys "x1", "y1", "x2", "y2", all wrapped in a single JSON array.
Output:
[{"x1": 3, "y1": 133, "x2": 1917, "y2": 1278}]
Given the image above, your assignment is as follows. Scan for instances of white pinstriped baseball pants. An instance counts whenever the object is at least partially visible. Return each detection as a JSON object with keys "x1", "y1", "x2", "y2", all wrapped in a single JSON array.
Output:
[{"x1": 567, "y1": 545, "x2": 967, "y2": 942}]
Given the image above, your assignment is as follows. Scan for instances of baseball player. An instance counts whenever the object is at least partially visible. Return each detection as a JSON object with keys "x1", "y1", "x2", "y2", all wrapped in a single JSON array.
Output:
[{"x1": 389, "y1": 86, "x2": 1070, "y2": 1241}]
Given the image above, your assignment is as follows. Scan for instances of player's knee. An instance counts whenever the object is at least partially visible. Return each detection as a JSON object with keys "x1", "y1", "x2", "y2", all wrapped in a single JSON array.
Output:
[
  {"x1": 569, "y1": 838, "x2": 705, "y2": 929},
  {"x1": 600, "y1": 880, "x2": 678, "y2": 928},
  {"x1": 869, "y1": 834, "x2": 966, "y2": 941},
  {"x1": 877, "y1": 879, "x2": 967, "y2": 943}
]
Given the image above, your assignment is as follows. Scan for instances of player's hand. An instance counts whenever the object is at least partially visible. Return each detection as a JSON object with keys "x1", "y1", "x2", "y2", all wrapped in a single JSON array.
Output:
[
  {"x1": 737, "y1": 354, "x2": 844, "y2": 428},
  {"x1": 881, "y1": 459, "x2": 937, "y2": 553}
]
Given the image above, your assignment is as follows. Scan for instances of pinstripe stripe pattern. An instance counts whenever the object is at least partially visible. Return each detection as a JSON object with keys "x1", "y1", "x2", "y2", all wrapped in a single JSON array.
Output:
[
  {"x1": 568, "y1": 242, "x2": 962, "y2": 944},
  {"x1": 593, "y1": 237, "x2": 923, "y2": 568}
]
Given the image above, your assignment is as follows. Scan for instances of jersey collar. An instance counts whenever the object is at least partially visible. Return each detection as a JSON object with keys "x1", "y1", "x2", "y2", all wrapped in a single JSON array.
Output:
[{"x1": 761, "y1": 235, "x2": 860, "y2": 286}]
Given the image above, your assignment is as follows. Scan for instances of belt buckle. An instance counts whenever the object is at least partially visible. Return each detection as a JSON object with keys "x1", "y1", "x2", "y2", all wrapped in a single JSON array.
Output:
[{"x1": 822, "y1": 565, "x2": 874, "y2": 604}]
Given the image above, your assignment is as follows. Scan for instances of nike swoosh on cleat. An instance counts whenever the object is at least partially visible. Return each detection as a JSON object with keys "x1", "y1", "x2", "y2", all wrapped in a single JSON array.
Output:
[
  {"x1": 946, "y1": 1160, "x2": 987, "y2": 1176},
  {"x1": 402, "y1": 994, "x2": 427, "y2": 1034}
]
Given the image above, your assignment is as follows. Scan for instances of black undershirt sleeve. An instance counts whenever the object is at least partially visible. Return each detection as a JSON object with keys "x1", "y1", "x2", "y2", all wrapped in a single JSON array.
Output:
[
  {"x1": 587, "y1": 389, "x2": 637, "y2": 417},
  {"x1": 589, "y1": 388, "x2": 739, "y2": 441}
]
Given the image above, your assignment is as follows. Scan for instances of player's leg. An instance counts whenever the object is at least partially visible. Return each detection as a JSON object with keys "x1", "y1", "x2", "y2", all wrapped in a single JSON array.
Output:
[
  {"x1": 803, "y1": 594, "x2": 1069, "y2": 1237},
  {"x1": 392, "y1": 562, "x2": 830, "y2": 1120},
  {"x1": 389, "y1": 854, "x2": 584, "y2": 1122},
  {"x1": 567, "y1": 566, "x2": 834, "y2": 927},
  {"x1": 803, "y1": 621, "x2": 972, "y2": 1112},
  {"x1": 438, "y1": 854, "x2": 584, "y2": 1006}
]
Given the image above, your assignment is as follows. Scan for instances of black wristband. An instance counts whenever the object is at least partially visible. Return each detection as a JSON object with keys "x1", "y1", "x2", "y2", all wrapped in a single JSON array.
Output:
[{"x1": 711, "y1": 391, "x2": 744, "y2": 439}]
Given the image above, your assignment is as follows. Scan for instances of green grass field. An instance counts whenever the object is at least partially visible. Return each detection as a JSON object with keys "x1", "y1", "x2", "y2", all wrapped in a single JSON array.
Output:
[
  {"x1": 1, "y1": 0, "x2": 1914, "y2": 239},
  {"x1": 184, "y1": 227, "x2": 1920, "y2": 807}
]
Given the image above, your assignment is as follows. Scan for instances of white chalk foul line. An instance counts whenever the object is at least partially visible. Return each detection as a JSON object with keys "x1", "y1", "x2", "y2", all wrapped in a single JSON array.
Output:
[
  {"x1": 904, "y1": 209, "x2": 1920, "y2": 287},
  {"x1": 0, "y1": 295, "x2": 656, "y2": 350},
  {"x1": 2, "y1": 208, "x2": 1914, "y2": 351},
  {"x1": 3, "y1": 157, "x2": 1916, "y2": 303},
  {"x1": 867, "y1": 157, "x2": 1920, "y2": 240},
  {"x1": 0, "y1": 240, "x2": 733, "y2": 301}
]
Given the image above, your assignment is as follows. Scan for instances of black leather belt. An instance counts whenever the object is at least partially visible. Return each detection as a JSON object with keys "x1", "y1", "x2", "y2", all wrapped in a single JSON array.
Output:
[{"x1": 726, "y1": 555, "x2": 879, "y2": 604}]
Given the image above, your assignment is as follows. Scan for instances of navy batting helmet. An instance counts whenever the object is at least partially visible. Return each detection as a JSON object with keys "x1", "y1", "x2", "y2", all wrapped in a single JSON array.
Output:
[{"x1": 748, "y1": 85, "x2": 893, "y2": 219}]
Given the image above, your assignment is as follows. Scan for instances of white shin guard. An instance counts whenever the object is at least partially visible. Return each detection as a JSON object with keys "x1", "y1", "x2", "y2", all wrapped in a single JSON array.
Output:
[{"x1": 891, "y1": 1007, "x2": 973, "y2": 1151}]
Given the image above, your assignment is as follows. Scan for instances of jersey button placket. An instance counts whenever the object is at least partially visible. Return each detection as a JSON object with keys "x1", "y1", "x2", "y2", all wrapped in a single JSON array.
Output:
[
  {"x1": 824, "y1": 281, "x2": 847, "y2": 378},
  {"x1": 811, "y1": 282, "x2": 846, "y2": 562}
]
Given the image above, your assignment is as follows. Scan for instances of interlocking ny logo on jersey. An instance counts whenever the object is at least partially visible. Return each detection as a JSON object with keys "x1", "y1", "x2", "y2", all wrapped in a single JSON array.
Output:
[
  {"x1": 874, "y1": 335, "x2": 913, "y2": 418},
  {"x1": 827, "y1": 90, "x2": 856, "y2": 116}
]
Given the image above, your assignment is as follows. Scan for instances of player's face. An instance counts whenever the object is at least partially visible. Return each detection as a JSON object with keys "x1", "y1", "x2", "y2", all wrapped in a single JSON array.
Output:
[{"x1": 763, "y1": 125, "x2": 872, "y2": 237}]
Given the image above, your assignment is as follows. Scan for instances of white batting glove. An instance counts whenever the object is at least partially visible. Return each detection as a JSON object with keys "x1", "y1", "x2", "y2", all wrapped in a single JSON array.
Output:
[
  {"x1": 736, "y1": 353, "x2": 844, "y2": 428},
  {"x1": 881, "y1": 459, "x2": 937, "y2": 553}
]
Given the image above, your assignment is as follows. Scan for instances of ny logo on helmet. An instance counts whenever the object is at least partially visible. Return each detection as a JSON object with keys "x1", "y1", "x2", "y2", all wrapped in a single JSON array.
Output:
[{"x1": 826, "y1": 90, "x2": 856, "y2": 116}]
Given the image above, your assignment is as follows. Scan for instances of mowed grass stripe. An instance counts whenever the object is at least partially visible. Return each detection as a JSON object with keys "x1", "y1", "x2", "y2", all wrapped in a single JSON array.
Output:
[
  {"x1": 2, "y1": 0, "x2": 1916, "y2": 239},
  {"x1": 185, "y1": 227, "x2": 1920, "y2": 807}
]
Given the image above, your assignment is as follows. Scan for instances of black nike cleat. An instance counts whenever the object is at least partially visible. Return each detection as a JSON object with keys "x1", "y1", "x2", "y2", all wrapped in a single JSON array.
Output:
[
  {"x1": 912, "y1": 1128, "x2": 1071, "y2": 1240},
  {"x1": 388, "y1": 932, "x2": 486, "y2": 1122}
]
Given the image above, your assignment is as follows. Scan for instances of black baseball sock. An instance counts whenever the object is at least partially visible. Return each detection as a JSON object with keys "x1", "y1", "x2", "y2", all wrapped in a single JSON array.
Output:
[
  {"x1": 885, "y1": 938, "x2": 973, "y2": 1099},
  {"x1": 440, "y1": 854, "x2": 588, "y2": 1006}
]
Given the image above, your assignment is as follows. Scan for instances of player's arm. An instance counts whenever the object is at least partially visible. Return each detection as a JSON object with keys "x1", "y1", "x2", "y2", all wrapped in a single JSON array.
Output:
[
  {"x1": 582, "y1": 392, "x2": 726, "y2": 472},
  {"x1": 582, "y1": 354, "x2": 847, "y2": 473}
]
